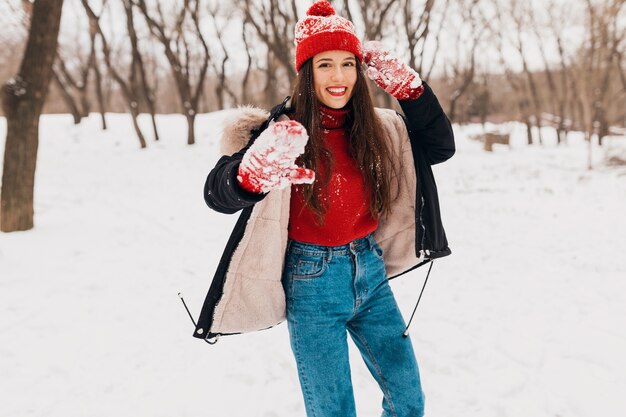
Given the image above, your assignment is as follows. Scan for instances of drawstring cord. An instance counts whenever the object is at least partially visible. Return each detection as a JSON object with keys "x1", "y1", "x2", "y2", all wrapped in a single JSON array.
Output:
[
  {"x1": 178, "y1": 292, "x2": 198, "y2": 328},
  {"x1": 402, "y1": 260, "x2": 434, "y2": 338},
  {"x1": 179, "y1": 292, "x2": 220, "y2": 344}
]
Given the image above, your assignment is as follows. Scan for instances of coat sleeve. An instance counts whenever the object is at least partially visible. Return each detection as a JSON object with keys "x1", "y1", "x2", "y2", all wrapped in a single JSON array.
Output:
[
  {"x1": 398, "y1": 81, "x2": 455, "y2": 165},
  {"x1": 204, "y1": 145, "x2": 267, "y2": 214}
]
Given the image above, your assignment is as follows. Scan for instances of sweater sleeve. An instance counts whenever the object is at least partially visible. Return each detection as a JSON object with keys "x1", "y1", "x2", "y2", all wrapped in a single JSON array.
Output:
[
  {"x1": 203, "y1": 146, "x2": 267, "y2": 214},
  {"x1": 398, "y1": 81, "x2": 455, "y2": 165}
]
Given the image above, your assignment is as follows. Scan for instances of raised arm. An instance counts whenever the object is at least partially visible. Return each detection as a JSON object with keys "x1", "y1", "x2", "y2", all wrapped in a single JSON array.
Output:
[
  {"x1": 204, "y1": 120, "x2": 315, "y2": 214},
  {"x1": 398, "y1": 82, "x2": 455, "y2": 165},
  {"x1": 204, "y1": 148, "x2": 266, "y2": 214},
  {"x1": 363, "y1": 41, "x2": 455, "y2": 165}
]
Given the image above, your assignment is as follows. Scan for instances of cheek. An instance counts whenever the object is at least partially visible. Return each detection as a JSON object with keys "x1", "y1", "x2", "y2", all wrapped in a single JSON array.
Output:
[
  {"x1": 347, "y1": 71, "x2": 357, "y2": 89},
  {"x1": 313, "y1": 71, "x2": 326, "y2": 95}
]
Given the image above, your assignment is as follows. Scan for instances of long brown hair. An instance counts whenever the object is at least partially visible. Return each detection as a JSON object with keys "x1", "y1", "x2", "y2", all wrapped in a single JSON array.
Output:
[{"x1": 290, "y1": 58, "x2": 397, "y2": 226}]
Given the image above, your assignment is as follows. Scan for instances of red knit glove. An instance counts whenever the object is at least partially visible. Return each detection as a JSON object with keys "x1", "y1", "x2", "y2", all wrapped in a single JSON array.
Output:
[
  {"x1": 362, "y1": 41, "x2": 424, "y2": 100},
  {"x1": 237, "y1": 120, "x2": 315, "y2": 193}
]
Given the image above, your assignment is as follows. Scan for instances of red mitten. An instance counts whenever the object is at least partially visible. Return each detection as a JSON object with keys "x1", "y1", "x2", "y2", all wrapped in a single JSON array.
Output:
[
  {"x1": 237, "y1": 120, "x2": 315, "y2": 193},
  {"x1": 362, "y1": 41, "x2": 424, "y2": 100}
]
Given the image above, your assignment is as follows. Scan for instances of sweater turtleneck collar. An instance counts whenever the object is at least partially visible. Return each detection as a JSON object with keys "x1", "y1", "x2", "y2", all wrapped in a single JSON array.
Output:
[{"x1": 320, "y1": 104, "x2": 350, "y2": 129}]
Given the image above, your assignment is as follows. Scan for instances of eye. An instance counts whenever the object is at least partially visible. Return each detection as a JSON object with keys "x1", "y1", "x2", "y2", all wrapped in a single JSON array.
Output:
[
  {"x1": 344, "y1": 62, "x2": 355, "y2": 67},
  {"x1": 318, "y1": 63, "x2": 330, "y2": 68}
]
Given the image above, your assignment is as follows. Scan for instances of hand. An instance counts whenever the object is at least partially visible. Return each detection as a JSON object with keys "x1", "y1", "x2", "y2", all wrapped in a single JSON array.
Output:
[
  {"x1": 362, "y1": 41, "x2": 424, "y2": 100},
  {"x1": 237, "y1": 120, "x2": 315, "y2": 193}
]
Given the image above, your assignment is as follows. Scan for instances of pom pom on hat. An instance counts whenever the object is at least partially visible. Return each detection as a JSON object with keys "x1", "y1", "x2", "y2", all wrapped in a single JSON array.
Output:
[
  {"x1": 307, "y1": 1, "x2": 335, "y2": 17},
  {"x1": 294, "y1": 1, "x2": 362, "y2": 72}
]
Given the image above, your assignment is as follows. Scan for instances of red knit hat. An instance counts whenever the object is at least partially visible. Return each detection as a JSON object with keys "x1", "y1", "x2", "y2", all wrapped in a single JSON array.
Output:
[{"x1": 294, "y1": 0, "x2": 363, "y2": 72}]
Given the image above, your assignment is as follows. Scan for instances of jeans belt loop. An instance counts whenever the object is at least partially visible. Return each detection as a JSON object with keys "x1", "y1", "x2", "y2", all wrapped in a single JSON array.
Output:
[
  {"x1": 367, "y1": 233, "x2": 375, "y2": 251},
  {"x1": 326, "y1": 246, "x2": 333, "y2": 263}
]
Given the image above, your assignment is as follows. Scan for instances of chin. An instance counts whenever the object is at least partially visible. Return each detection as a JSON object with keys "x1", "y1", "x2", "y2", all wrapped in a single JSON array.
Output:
[{"x1": 323, "y1": 97, "x2": 351, "y2": 109}]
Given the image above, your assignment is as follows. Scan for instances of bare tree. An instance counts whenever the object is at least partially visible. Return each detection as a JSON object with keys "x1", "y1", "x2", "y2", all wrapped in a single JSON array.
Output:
[
  {"x1": 207, "y1": 1, "x2": 237, "y2": 109},
  {"x1": 534, "y1": 1, "x2": 573, "y2": 145},
  {"x1": 52, "y1": 63, "x2": 83, "y2": 124},
  {"x1": 241, "y1": 15, "x2": 255, "y2": 105},
  {"x1": 92, "y1": 24, "x2": 108, "y2": 130},
  {"x1": 577, "y1": 0, "x2": 625, "y2": 168},
  {"x1": 82, "y1": 0, "x2": 148, "y2": 148},
  {"x1": 1, "y1": 0, "x2": 64, "y2": 232},
  {"x1": 471, "y1": 75, "x2": 491, "y2": 127},
  {"x1": 401, "y1": 0, "x2": 439, "y2": 78},
  {"x1": 487, "y1": 0, "x2": 536, "y2": 144},
  {"x1": 124, "y1": 0, "x2": 160, "y2": 141},
  {"x1": 342, "y1": 0, "x2": 396, "y2": 41},
  {"x1": 52, "y1": 32, "x2": 98, "y2": 124},
  {"x1": 242, "y1": 0, "x2": 298, "y2": 106},
  {"x1": 508, "y1": 0, "x2": 544, "y2": 145},
  {"x1": 417, "y1": 0, "x2": 450, "y2": 82},
  {"x1": 444, "y1": 0, "x2": 486, "y2": 123},
  {"x1": 136, "y1": 0, "x2": 210, "y2": 145},
  {"x1": 61, "y1": 41, "x2": 95, "y2": 118}
]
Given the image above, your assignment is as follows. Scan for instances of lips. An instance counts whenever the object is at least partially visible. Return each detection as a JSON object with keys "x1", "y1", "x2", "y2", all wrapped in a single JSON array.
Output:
[{"x1": 327, "y1": 87, "x2": 347, "y2": 97}]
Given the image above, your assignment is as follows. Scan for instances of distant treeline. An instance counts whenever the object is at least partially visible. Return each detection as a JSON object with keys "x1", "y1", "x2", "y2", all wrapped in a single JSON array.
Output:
[{"x1": 1, "y1": 0, "x2": 624, "y2": 147}]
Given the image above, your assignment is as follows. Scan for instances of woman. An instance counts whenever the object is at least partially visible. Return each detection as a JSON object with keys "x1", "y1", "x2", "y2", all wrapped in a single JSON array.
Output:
[{"x1": 194, "y1": 2, "x2": 455, "y2": 416}]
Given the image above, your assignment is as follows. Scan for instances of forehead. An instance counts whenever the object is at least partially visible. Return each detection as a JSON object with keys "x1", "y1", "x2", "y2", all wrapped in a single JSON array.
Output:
[{"x1": 313, "y1": 50, "x2": 356, "y2": 62}]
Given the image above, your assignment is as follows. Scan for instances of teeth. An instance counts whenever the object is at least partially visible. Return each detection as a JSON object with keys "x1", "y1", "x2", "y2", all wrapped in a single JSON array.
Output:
[{"x1": 328, "y1": 87, "x2": 346, "y2": 93}]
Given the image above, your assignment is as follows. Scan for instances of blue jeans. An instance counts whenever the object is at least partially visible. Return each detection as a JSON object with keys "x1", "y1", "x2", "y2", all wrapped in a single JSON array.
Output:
[{"x1": 282, "y1": 232, "x2": 425, "y2": 417}]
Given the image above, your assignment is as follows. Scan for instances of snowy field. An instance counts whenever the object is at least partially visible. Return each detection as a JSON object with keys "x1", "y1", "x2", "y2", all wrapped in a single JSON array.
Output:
[{"x1": 1, "y1": 111, "x2": 625, "y2": 417}]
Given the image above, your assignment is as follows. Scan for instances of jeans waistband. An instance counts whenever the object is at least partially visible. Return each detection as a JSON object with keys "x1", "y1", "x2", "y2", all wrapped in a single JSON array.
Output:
[{"x1": 287, "y1": 232, "x2": 377, "y2": 257}]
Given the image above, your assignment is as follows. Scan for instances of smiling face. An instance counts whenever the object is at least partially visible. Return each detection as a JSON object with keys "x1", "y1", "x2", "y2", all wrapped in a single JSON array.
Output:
[{"x1": 312, "y1": 50, "x2": 358, "y2": 109}]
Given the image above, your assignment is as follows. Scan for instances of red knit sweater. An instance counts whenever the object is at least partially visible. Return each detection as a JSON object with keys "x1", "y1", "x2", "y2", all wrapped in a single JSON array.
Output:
[{"x1": 288, "y1": 106, "x2": 379, "y2": 245}]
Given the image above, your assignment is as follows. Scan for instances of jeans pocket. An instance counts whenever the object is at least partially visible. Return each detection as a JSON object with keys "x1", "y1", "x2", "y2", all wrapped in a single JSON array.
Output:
[{"x1": 288, "y1": 253, "x2": 327, "y2": 280}]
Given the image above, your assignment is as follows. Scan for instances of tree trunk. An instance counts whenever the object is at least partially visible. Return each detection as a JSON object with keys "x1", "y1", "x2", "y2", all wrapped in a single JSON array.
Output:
[
  {"x1": 93, "y1": 54, "x2": 107, "y2": 130},
  {"x1": 52, "y1": 69, "x2": 82, "y2": 124},
  {"x1": 130, "y1": 105, "x2": 147, "y2": 149},
  {"x1": 597, "y1": 110, "x2": 608, "y2": 147},
  {"x1": 135, "y1": 0, "x2": 208, "y2": 146},
  {"x1": 556, "y1": 103, "x2": 566, "y2": 145},
  {"x1": 149, "y1": 112, "x2": 159, "y2": 142},
  {"x1": 241, "y1": 19, "x2": 253, "y2": 105},
  {"x1": 586, "y1": 131, "x2": 593, "y2": 170},
  {"x1": 186, "y1": 113, "x2": 196, "y2": 145},
  {"x1": 215, "y1": 83, "x2": 224, "y2": 110},
  {"x1": 79, "y1": 88, "x2": 91, "y2": 118},
  {"x1": 79, "y1": 32, "x2": 98, "y2": 118},
  {"x1": 522, "y1": 66, "x2": 544, "y2": 145},
  {"x1": 264, "y1": 50, "x2": 278, "y2": 109},
  {"x1": 83, "y1": 0, "x2": 147, "y2": 146},
  {"x1": 125, "y1": 0, "x2": 159, "y2": 141},
  {"x1": 523, "y1": 116, "x2": 533, "y2": 145},
  {"x1": 448, "y1": 94, "x2": 459, "y2": 123},
  {"x1": 1, "y1": 0, "x2": 64, "y2": 232}
]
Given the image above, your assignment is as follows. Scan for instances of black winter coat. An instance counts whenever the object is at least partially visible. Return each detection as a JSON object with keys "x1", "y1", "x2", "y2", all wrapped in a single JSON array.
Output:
[{"x1": 194, "y1": 82, "x2": 455, "y2": 342}]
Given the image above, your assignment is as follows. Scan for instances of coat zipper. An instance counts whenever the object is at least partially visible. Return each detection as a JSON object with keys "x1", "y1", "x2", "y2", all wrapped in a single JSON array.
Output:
[{"x1": 417, "y1": 194, "x2": 429, "y2": 260}]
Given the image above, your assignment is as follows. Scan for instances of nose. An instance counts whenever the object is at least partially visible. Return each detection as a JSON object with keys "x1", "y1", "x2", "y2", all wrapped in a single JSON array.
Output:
[{"x1": 330, "y1": 66, "x2": 345, "y2": 82}]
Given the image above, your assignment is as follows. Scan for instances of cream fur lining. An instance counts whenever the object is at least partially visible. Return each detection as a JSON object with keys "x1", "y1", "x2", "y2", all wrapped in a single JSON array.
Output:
[
  {"x1": 220, "y1": 106, "x2": 269, "y2": 156},
  {"x1": 211, "y1": 108, "x2": 422, "y2": 334}
]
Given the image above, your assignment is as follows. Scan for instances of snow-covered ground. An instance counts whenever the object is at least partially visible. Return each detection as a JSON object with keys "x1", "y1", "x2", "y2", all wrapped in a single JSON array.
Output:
[{"x1": 1, "y1": 112, "x2": 625, "y2": 417}]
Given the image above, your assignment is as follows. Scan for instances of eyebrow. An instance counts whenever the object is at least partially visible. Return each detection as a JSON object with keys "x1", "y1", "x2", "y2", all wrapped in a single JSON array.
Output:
[{"x1": 315, "y1": 57, "x2": 357, "y2": 63}]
